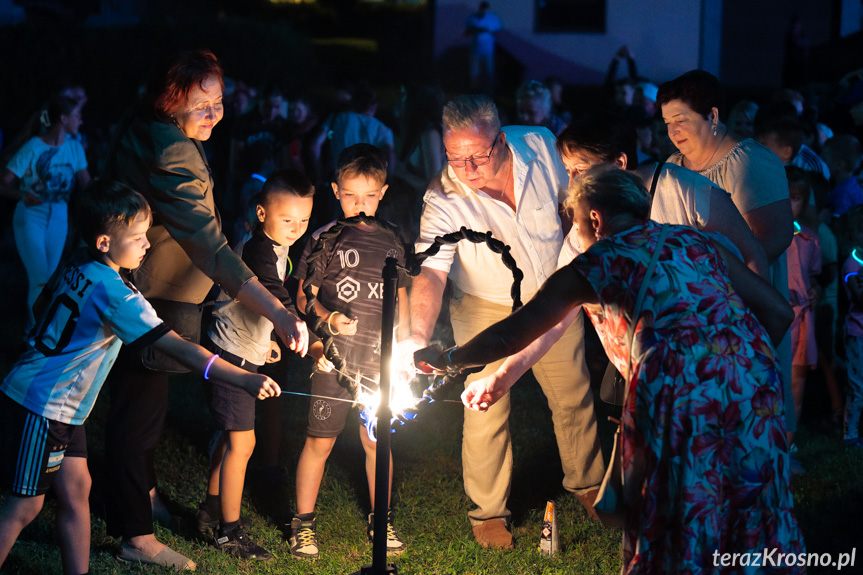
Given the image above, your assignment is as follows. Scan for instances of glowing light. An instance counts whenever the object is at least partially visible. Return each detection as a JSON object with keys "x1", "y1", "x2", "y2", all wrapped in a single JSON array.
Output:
[
  {"x1": 845, "y1": 271, "x2": 859, "y2": 283},
  {"x1": 358, "y1": 366, "x2": 419, "y2": 441},
  {"x1": 854, "y1": 248, "x2": 863, "y2": 266},
  {"x1": 793, "y1": 221, "x2": 801, "y2": 235}
]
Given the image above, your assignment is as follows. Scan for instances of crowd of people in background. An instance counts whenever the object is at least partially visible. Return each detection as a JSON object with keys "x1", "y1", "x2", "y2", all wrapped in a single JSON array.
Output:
[{"x1": 2, "y1": 12, "x2": 863, "y2": 572}]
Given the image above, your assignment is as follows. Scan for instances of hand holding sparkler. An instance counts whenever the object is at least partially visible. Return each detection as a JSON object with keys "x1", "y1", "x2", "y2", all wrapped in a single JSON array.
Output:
[
  {"x1": 461, "y1": 373, "x2": 512, "y2": 412},
  {"x1": 309, "y1": 341, "x2": 335, "y2": 372},
  {"x1": 327, "y1": 311, "x2": 358, "y2": 335},
  {"x1": 244, "y1": 374, "x2": 282, "y2": 400},
  {"x1": 413, "y1": 345, "x2": 457, "y2": 375}
]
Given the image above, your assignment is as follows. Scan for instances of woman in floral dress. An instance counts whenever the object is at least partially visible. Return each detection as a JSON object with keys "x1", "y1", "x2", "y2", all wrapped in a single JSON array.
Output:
[{"x1": 417, "y1": 167, "x2": 805, "y2": 573}]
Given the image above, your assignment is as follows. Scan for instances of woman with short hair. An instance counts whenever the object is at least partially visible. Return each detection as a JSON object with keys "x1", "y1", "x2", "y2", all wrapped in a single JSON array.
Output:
[
  {"x1": 102, "y1": 49, "x2": 307, "y2": 571},
  {"x1": 418, "y1": 166, "x2": 806, "y2": 573}
]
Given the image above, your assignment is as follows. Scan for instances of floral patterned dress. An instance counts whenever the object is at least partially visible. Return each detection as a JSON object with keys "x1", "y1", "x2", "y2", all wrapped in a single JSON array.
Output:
[{"x1": 570, "y1": 221, "x2": 805, "y2": 574}]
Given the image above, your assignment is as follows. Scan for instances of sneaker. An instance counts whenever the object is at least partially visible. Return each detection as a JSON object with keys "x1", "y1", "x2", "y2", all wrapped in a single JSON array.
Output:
[
  {"x1": 215, "y1": 526, "x2": 273, "y2": 561},
  {"x1": 289, "y1": 516, "x2": 319, "y2": 559},
  {"x1": 367, "y1": 510, "x2": 406, "y2": 556},
  {"x1": 196, "y1": 504, "x2": 248, "y2": 534},
  {"x1": 845, "y1": 437, "x2": 863, "y2": 449},
  {"x1": 196, "y1": 505, "x2": 218, "y2": 533}
]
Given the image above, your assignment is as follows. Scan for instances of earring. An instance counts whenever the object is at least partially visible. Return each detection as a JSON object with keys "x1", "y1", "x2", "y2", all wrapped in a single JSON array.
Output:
[{"x1": 713, "y1": 126, "x2": 717, "y2": 137}]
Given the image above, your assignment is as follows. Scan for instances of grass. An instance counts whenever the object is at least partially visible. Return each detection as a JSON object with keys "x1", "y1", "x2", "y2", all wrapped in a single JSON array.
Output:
[{"x1": 0, "y1": 238, "x2": 861, "y2": 574}]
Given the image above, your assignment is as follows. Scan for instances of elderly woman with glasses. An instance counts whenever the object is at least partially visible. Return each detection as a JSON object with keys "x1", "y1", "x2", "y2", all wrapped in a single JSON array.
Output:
[
  {"x1": 399, "y1": 93, "x2": 604, "y2": 549},
  {"x1": 100, "y1": 49, "x2": 307, "y2": 570}
]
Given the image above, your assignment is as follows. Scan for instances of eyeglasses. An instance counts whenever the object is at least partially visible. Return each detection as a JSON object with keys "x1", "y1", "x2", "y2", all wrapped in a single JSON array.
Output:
[{"x1": 446, "y1": 133, "x2": 500, "y2": 168}]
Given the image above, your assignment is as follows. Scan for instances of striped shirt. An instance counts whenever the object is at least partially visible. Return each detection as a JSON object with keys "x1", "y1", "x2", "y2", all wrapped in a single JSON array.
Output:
[
  {"x1": 791, "y1": 144, "x2": 830, "y2": 181},
  {"x1": 1, "y1": 250, "x2": 167, "y2": 425}
]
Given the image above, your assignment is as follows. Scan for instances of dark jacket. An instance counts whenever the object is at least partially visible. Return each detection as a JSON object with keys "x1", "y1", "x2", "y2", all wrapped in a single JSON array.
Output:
[{"x1": 105, "y1": 111, "x2": 254, "y2": 303}]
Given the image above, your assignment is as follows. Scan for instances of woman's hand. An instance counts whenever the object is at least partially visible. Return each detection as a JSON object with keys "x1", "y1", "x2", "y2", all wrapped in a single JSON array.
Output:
[
  {"x1": 244, "y1": 374, "x2": 281, "y2": 400},
  {"x1": 462, "y1": 373, "x2": 511, "y2": 411},
  {"x1": 273, "y1": 311, "x2": 309, "y2": 357},
  {"x1": 413, "y1": 345, "x2": 449, "y2": 374}
]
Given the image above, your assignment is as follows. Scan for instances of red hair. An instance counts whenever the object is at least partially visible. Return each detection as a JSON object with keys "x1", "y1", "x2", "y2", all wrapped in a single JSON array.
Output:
[{"x1": 147, "y1": 49, "x2": 224, "y2": 121}]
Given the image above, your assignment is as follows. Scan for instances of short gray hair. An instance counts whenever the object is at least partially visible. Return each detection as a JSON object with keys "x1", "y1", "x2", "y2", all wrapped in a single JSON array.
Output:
[
  {"x1": 564, "y1": 165, "x2": 651, "y2": 221},
  {"x1": 442, "y1": 94, "x2": 501, "y2": 138}
]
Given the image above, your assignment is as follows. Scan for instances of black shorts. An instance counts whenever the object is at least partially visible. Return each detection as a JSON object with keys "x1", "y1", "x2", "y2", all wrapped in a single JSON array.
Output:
[
  {"x1": 203, "y1": 343, "x2": 260, "y2": 431},
  {"x1": 307, "y1": 370, "x2": 359, "y2": 438},
  {"x1": 0, "y1": 392, "x2": 87, "y2": 497}
]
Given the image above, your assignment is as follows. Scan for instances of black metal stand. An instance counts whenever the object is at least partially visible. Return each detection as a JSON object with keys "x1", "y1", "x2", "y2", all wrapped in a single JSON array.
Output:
[{"x1": 352, "y1": 257, "x2": 399, "y2": 575}]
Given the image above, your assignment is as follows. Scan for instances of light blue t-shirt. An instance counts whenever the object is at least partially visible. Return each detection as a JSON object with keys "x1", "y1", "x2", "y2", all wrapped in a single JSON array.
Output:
[{"x1": 1, "y1": 250, "x2": 167, "y2": 425}]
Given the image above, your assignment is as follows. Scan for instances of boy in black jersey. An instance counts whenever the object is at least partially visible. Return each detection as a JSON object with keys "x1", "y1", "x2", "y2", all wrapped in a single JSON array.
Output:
[{"x1": 290, "y1": 144, "x2": 410, "y2": 559}]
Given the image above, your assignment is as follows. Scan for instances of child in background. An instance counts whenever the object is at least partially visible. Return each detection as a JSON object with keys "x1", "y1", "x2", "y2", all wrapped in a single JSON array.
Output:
[
  {"x1": 808, "y1": 171, "x2": 845, "y2": 428},
  {"x1": 290, "y1": 143, "x2": 410, "y2": 559},
  {"x1": 822, "y1": 134, "x2": 863, "y2": 218},
  {"x1": 0, "y1": 181, "x2": 280, "y2": 574},
  {"x1": 840, "y1": 205, "x2": 863, "y2": 449},
  {"x1": 787, "y1": 167, "x2": 822, "y2": 449},
  {"x1": 196, "y1": 169, "x2": 314, "y2": 561}
]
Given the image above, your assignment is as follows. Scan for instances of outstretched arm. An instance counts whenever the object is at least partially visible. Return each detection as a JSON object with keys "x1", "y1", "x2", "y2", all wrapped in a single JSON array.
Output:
[
  {"x1": 153, "y1": 331, "x2": 281, "y2": 399},
  {"x1": 417, "y1": 265, "x2": 596, "y2": 371},
  {"x1": 460, "y1": 306, "x2": 581, "y2": 411}
]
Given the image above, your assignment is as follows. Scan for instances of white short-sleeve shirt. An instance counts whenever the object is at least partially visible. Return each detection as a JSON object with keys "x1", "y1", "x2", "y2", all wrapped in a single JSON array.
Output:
[{"x1": 416, "y1": 126, "x2": 568, "y2": 306}]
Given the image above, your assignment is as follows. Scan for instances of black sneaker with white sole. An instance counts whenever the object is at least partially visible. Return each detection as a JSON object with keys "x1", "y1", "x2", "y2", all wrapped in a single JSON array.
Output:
[
  {"x1": 289, "y1": 516, "x2": 319, "y2": 559},
  {"x1": 367, "y1": 509, "x2": 406, "y2": 556},
  {"x1": 215, "y1": 526, "x2": 273, "y2": 561}
]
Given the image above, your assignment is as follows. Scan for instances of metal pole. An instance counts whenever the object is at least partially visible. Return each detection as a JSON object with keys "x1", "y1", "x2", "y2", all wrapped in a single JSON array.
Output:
[{"x1": 355, "y1": 257, "x2": 398, "y2": 575}]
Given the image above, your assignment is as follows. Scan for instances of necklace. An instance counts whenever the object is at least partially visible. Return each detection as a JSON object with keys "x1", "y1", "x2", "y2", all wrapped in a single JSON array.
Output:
[{"x1": 691, "y1": 125, "x2": 727, "y2": 172}]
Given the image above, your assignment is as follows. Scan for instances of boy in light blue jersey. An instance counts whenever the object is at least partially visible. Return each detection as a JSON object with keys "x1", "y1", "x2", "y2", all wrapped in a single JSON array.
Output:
[{"x1": 0, "y1": 180, "x2": 281, "y2": 575}]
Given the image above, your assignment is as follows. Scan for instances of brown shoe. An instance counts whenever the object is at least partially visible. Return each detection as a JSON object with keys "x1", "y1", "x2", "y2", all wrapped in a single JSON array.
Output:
[
  {"x1": 471, "y1": 518, "x2": 514, "y2": 549},
  {"x1": 575, "y1": 488, "x2": 600, "y2": 522}
]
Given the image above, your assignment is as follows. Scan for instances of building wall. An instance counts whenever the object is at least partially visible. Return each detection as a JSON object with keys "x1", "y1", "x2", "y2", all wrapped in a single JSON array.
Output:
[{"x1": 434, "y1": 0, "x2": 714, "y2": 86}]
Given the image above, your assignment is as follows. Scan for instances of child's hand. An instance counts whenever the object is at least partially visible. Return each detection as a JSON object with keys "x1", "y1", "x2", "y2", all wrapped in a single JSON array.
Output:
[
  {"x1": 246, "y1": 374, "x2": 281, "y2": 400},
  {"x1": 266, "y1": 341, "x2": 281, "y2": 364},
  {"x1": 330, "y1": 312, "x2": 358, "y2": 336},
  {"x1": 309, "y1": 341, "x2": 335, "y2": 373}
]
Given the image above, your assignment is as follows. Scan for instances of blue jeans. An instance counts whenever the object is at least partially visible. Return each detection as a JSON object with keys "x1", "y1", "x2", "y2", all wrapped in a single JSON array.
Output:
[{"x1": 13, "y1": 201, "x2": 68, "y2": 330}]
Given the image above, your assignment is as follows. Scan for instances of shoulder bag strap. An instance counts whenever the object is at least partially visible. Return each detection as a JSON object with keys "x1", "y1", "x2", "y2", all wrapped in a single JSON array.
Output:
[
  {"x1": 648, "y1": 159, "x2": 667, "y2": 199},
  {"x1": 621, "y1": 224, "x2": 670, "y2": 407}
]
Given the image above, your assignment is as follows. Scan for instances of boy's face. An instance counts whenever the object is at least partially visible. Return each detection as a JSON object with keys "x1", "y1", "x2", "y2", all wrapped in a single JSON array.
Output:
[
  {"x1": 99, "y1": 211, "x2": 151, "y2": 272},
  {"x1": 332, "y1": 174, "x2": 387, "y2": 218},
  {"x1": 789, "y1": 182, "x2": 808, "y2": 220},
  {"x1": 256, "y1": 193, "x2": 314, "y2": 246}
]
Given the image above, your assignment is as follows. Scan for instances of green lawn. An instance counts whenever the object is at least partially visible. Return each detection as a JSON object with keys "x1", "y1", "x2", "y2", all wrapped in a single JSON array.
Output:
[{"x1": 2, "y1": 344, "x2": 861, "y2": 575}]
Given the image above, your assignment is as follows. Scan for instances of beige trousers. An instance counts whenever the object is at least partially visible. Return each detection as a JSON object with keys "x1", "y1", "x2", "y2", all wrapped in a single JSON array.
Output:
[{"x1": 450, "y1": 292, "x2": 606, "y2": 526}]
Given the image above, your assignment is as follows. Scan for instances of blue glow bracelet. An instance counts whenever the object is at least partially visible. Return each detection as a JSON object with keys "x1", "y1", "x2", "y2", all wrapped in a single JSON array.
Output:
[
  {"x1": 445, "y1": 347, "x2": 456, "y2": 370},
  {"x1": 203, "y1": 354, "x2": 219, "y2": 380}
]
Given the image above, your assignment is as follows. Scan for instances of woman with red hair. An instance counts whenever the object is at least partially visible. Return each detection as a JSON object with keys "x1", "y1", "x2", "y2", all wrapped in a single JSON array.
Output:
[{"x1": 102, "y1": 49, "x2": 308, "y2": 571}]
